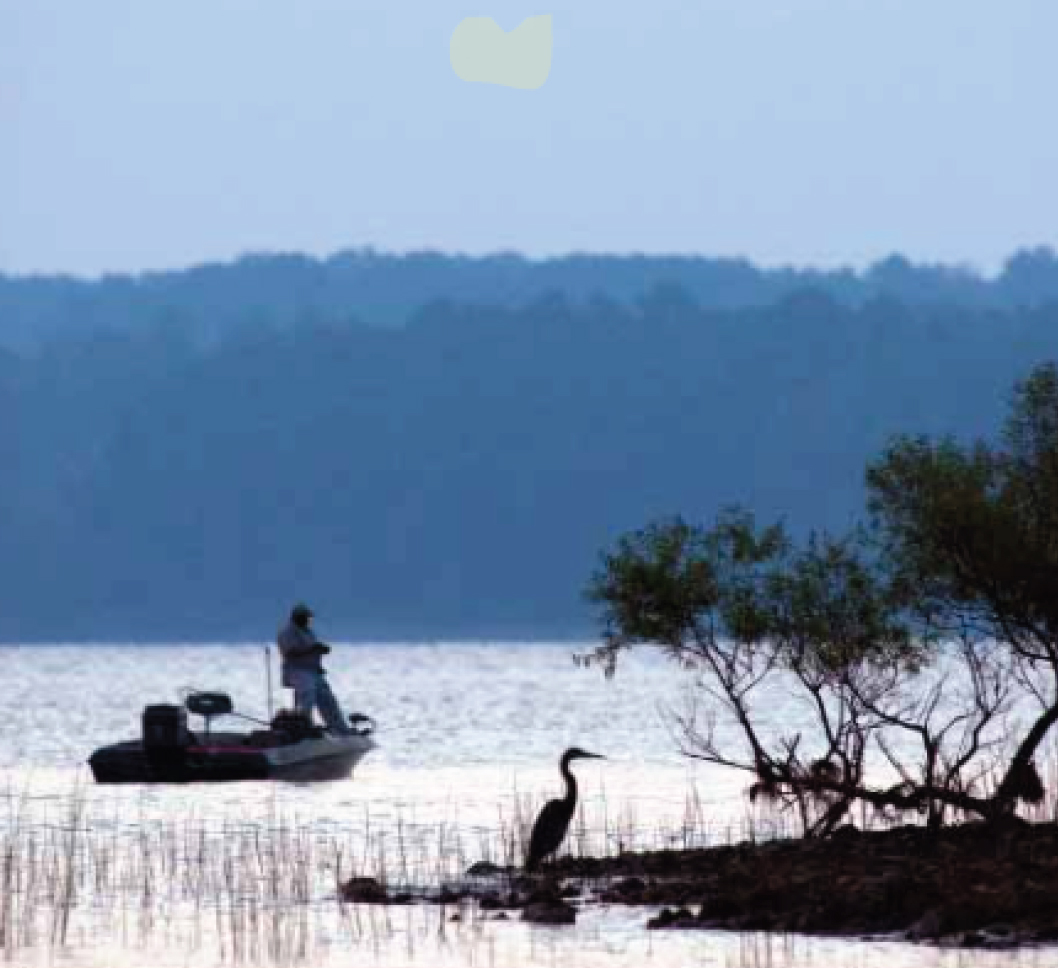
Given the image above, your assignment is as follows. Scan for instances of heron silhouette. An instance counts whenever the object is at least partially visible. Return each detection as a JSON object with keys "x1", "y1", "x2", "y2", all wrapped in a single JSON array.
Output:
[{"x1": 525, "y1": 747, "x2": 606, "y2": 871}]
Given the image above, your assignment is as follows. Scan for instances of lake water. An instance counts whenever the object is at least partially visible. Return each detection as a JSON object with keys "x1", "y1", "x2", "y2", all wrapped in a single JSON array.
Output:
[{"x1": 0, "y1": 642, "x2": 1052, "y2": 967}]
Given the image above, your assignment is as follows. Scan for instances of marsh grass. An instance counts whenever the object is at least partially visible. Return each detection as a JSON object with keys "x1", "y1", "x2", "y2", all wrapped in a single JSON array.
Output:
[{"x1": 0, "y1": 780, "x2": 721, "y2": 963}]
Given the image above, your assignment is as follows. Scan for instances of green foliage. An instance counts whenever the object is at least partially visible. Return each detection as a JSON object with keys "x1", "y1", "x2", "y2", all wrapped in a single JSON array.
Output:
[
  {"x1": 762, "y1": 529, "x2": 923, "y2": 675},
  {"x1": 585, "y1": 506, "x2": 913, "y2": 680},
  {"x1": 867, "y1": 362, "x2": 1058, "y2": 643},
  {"x1": 586, "y1": 508, "x2": 788, "y2": 656}
]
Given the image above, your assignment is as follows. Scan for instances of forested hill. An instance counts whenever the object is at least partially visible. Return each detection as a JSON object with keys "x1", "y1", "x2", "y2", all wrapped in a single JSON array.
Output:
[
  {"x1": 2, "y1": 269, "x2": 1058, "y2": 640},
  {"x1": 4, "y1": 246, "x2": 1058, "y2": 350}
]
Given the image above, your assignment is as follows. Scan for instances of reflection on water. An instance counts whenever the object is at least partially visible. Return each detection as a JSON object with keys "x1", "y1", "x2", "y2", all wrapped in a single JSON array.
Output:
[
  {"x1": 0, "y1": 643, "x2": 1052, "y2": 967},
  {"x1": 8, "y1": 906, "x2": 1055, "y2": 968}
]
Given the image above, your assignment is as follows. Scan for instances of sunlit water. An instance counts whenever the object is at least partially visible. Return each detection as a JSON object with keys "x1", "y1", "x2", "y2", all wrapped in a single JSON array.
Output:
[{"x1": 0, "y1": 642, "x2": 1052, "y2": 967}]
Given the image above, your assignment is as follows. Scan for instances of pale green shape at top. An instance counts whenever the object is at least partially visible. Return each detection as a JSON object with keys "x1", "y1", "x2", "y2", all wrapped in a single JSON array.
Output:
[{"x1": 449, "y1": 14, "x2": 552, "y2": 90}]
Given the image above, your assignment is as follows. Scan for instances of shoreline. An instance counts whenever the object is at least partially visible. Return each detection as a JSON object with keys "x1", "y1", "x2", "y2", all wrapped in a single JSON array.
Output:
[
  {"x1": 548, "y1": 816, "x2": 1058, "y2": 946},
  {"x1": 348, "y1": 816, "x2": 1058, "y2": 948}
]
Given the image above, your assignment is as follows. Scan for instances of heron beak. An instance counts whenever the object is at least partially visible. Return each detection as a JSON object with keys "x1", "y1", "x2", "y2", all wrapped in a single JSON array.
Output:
[{"x1": 579, "y1": 752, "x2": 606, "y2": 760}]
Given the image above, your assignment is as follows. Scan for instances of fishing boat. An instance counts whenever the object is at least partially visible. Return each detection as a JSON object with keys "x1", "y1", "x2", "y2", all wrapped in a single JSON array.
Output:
[{"x1": 88, "y1": 691, "x2": 376, "y2": 784}]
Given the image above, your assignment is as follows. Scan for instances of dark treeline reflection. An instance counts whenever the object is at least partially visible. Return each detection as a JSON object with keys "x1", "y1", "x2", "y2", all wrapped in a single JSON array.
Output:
[{"x1": 3, "y1": 250, "x2": 1058, "y2": 640}]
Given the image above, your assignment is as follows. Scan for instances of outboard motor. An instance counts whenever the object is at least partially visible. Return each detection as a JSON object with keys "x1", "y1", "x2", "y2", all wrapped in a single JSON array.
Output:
[{"x1": 142, "y1": 704, "x2": 190, "y2": 775}]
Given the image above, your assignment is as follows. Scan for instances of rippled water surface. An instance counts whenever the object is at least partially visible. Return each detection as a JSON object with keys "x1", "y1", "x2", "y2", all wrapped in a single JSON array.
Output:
[{"x1": 0, "y1": 642, "x2": 1050, "y2": 967}]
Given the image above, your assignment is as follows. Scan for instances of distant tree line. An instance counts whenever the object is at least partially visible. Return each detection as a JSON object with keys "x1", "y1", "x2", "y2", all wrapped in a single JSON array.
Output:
[
  {"x1": 2, "y1": 257, "x2": 1058, "y2": 640},
  {"x1": 3, "y1": 246, "x2": 1058, "y2": 350}
]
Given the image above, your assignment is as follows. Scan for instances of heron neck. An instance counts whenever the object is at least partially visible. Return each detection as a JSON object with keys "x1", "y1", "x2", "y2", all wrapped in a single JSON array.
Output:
[{"x1": 561, "y1": 758, "x2": 578, "y2": 805}]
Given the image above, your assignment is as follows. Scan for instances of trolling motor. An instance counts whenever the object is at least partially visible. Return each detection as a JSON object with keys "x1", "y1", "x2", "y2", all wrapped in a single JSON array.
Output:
[{"x1": 348, "y1": 713, "x2": 376, "y2": 737}]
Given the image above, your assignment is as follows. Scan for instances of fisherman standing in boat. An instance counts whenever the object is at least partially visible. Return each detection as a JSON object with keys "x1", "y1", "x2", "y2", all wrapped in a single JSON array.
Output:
[{"x1": 277, "y1": 602, "x2": 355, "y2": 735}]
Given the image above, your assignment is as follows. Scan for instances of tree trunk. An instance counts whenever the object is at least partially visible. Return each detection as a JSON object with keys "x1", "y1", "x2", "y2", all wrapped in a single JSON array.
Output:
[{"x1": 991, "y1": 701, "x2": 1058, "y2": 819}]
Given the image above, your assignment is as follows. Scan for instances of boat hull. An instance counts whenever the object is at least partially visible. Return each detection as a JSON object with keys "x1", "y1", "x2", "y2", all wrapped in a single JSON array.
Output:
[{"x1": 89, "y1": 733, "x2": 375, "y2": 784}]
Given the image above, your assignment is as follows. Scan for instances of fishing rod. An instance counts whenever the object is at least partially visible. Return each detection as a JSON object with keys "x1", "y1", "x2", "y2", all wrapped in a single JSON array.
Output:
[{"x1": 265, "y1": 644, "x2": 274, "y2": 719}]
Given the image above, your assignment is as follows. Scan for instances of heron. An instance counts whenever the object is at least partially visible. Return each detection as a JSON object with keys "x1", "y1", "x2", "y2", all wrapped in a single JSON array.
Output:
[{"x1": 525, "y1": 747, "x2": 606, "y2": 871}]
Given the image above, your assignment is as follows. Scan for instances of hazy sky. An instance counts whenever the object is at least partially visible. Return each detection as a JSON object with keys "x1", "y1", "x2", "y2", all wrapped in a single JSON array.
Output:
[{"x1": 1, "y1": 0, "x2": 1055, "y2": 276}]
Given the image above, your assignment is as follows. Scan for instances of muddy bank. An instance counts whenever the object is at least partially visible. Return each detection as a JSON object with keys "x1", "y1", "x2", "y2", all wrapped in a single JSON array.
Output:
[
  {"x1": 548, "y1": 817, "x2": 1058, "y2": 945},
  {"x1": 341, "y1": 818, "x2": 1058, "y2": 945}
]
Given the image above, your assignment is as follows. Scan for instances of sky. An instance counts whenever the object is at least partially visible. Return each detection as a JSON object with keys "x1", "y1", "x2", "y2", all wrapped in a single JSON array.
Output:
[{"x1": 1, "y1": 0, "x2": 1055, "y2": 277}]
